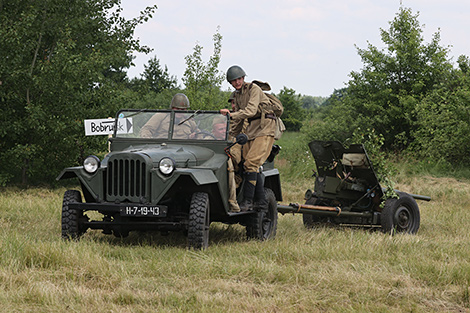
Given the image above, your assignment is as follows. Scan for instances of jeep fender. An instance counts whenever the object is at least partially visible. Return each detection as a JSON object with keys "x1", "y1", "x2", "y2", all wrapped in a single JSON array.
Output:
[
  {"x1": 56, "y1": 167, "x2": 81, "y2": 181},
  {"x1": 263, "y1": 168, "x2": 283, "y2": 202},
  {"x1": 176, "y1": 168, "x2": 218, "y2": 185},
  {"x1": 150, "y1": 168, "x2": 229, "y2": 211},
  {"x1": 56, "y1": 167, "x2": 102, "y2": 202}
]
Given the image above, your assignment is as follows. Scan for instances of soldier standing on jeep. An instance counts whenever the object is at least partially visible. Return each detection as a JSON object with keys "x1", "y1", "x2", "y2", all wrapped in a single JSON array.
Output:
[{"x1": 220, "y1": 65, "x2": 279, "y2": 211}]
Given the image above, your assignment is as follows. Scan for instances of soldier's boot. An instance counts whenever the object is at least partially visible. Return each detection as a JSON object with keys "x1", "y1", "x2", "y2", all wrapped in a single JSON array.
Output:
[
  {"x1": 253, "y1": 173, "x2": 268, "y2": 210},
  {"x1": 239, "y1": 172, "x2": 257, "y2": 212}
]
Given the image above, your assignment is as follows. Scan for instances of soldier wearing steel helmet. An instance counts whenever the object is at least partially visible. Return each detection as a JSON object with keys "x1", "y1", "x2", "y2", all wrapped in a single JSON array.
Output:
[
  {"x1": 220, "y1": 65, "x2": 277, "y2": 211},
  {"x1": 140, "y1": 93, "x2": 197, "y2": 138},
  {"x1": 170, "y1": 93, "x2": 190, "y2": 110}
]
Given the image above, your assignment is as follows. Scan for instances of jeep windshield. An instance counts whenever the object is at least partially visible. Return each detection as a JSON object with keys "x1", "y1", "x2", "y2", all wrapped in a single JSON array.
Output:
[{"x1": 114, "y1": 110, "x2": 229, "y2": 141}]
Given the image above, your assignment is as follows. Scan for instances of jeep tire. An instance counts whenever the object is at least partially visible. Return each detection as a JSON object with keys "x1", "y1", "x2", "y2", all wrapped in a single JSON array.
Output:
[
  {"x1": 61, "y1": 190, "x2": 86, "y2": 240},
  {"x1": 246, "y1": 188, "x2": 278, "y2": 240},
  {"x1": 188, "y1": 192, "x2": 210, "y2": 249}
]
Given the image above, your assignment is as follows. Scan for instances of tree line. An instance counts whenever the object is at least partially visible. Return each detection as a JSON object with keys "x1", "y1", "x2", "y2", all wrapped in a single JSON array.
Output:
[
  {"x1": 0, "y1": 0, "x2": 314, "y2": 185},
  {"x1": 0, "y1": 2, "x2": 468, "y2": 185},
  {"x1": 303, "y1": 7, "x2": 470, "y2": 169}
]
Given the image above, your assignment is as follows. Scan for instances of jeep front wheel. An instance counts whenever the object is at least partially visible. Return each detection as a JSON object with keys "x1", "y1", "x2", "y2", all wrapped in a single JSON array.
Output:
[
  {"x1": 61, "y1": 190, "x2": 86, "y2": 240},
  {"x1": 188, "y1": 192, "x2": 210, "y2": 249}
]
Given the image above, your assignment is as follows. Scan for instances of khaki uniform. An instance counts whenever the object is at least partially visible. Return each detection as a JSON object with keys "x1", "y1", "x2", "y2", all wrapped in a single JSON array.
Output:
[
  {"x1": 230, "y1": 82, "x2": 276, "y2": 172},
  {"x1": 230, "y1": 83, "x2": 276, "y2": 140},
  {"x1": 140, "y1": 112, "x2": 197, "y2": 139},
  {"x1": 140, "y1": 113, "x2": 171, "y2": 138},
  {"x1": 228, "y1": 81, "x2": 278, "y2": 211},
  {"x1": 173, "y1": 117, "x2": 198, "y2": 139},
  {"x1": 227, "y1": 158, "x2": 240, "y2": 212}
]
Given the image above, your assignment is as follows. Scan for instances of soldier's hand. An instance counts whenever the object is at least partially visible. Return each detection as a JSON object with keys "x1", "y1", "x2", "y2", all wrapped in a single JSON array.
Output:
[{"x1": 219, "y1": 109, "x2": 230, "y2": 116}]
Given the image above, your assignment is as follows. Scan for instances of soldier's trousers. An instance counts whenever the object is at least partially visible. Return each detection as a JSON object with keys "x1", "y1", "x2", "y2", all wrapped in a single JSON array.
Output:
[{"x1": 242, "y1": 135, "x2": 275, "y2": 173}]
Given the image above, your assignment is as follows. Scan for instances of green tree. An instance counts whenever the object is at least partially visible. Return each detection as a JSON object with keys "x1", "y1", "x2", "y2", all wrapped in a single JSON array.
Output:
[
  {"x1": 411, "y1": 55, "x2": 470, "y2": 164},
  {"x1": 0, "y1": 0, "x2": 156, "y2": 185},
  {"x1": 182, "y1": 27, "x2": 225, "y2": 110},
  {"x1": 346, "y1": 7, "x2": 452, "y2": 149},
  {"x1": 277, "y1": 87, "x2": 304, "y2": 131},
  {"x1": 305, "y1": 7, "x2": 453, "y2": 150},
  {"x1": 301, "y1": 95, "x2": 326, "y2": 110},
  {"x1": 125, "y1": 56, "x2": 179, "y2": 110},
  {"x1": 303, "y1": 89, "x2": 358, "y2": 143},
  {"x1": 141, "y1": 56, "x2": 178, "y2": 94}
]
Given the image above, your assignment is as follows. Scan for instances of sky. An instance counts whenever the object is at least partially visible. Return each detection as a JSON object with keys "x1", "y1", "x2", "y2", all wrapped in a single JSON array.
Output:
[{"x1": 120, "y1": 0, "x2": 470, "y2": 97}]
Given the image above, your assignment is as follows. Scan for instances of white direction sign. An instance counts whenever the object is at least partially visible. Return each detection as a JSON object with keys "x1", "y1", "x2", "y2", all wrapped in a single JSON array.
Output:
[{"x1": 84, "y1": 118, "x2": 133, "y2": 136}]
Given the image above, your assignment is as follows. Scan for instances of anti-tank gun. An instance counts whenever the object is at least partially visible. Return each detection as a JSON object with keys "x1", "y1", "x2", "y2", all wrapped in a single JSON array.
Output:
[{"x1": 278, "y1": 140, "x2": 430, "y2": 233}]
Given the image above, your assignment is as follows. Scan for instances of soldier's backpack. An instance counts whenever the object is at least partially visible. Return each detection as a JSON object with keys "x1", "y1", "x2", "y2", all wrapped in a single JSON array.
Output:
[{"x1": 251, "y1": 80, "x2": 286, "y2": 140}]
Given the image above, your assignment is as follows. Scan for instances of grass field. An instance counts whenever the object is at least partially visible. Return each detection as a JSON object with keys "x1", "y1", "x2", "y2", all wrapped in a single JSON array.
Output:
[{"x1": 1, "y1": 133, "x2": 470, "y2": 312}]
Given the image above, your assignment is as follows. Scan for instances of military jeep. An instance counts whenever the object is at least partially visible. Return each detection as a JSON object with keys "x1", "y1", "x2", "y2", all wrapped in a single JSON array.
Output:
[{"x1": 57, "y1": 110, "x2": 282, "y2": 249}]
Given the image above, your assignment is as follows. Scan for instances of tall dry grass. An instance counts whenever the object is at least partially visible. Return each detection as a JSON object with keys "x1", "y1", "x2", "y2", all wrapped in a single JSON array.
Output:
[{"x1": 1, "y1": 136, "x2": 470, "y2": 311}]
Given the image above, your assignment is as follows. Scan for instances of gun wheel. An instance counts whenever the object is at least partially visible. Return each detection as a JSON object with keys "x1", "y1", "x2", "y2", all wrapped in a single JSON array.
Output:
[{"x1": 381, "y1": 192, "x2": 420, "y2": 234}]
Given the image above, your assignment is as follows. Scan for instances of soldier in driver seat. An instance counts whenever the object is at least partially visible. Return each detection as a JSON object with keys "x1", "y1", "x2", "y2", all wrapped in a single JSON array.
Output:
[{"x1": 140, "y1": 93, "x2": 198, "y2": 139}]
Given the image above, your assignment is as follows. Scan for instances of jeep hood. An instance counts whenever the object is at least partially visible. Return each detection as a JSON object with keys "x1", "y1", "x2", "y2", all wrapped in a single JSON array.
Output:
[{"x1": 106, "y1": 144, "x2": 216, "y2": 168}]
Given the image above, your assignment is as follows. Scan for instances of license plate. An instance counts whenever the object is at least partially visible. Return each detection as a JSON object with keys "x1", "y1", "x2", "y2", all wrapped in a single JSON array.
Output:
[{"x1": 120, "y1": 205, "x2": 167, "y2": 217}]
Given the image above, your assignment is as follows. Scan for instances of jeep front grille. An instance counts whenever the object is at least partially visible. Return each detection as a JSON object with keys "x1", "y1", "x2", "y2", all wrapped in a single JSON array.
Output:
[{"x1": 106, "y1": 156, "x2": 148, "y2": 202}]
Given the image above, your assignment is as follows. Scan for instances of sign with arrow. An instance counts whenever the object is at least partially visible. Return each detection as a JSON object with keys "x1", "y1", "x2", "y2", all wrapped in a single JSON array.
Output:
[{"x1": 84, "y1": 118, "x2": 133, "y2": 136}]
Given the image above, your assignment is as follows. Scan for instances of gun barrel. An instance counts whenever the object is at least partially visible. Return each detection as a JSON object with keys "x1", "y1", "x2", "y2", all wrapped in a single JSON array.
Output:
[
  {"x1": 277, "y1": 203, "x2": 372, "y2": 218},
  {"x1": 393, "y1": 190, "x2": 431, "y2": 202},
  {"x1": 409, "y1": 193, "x2": 431, "y2": 201}
]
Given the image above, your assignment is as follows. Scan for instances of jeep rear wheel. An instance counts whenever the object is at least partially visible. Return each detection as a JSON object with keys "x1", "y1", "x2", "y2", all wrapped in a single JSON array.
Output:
[
  {"x1": 188, "y1": 192, "x2": 210, "y2": 249},
  {"x1": 246, "y1": 188, "x2": 278, "y2": 240},
  {"x1": 61, "y1": 190, "x2": 86, "y2": 240},
  {"x1": 381, "y1": 192, "x2": 420, "y2": 234}
]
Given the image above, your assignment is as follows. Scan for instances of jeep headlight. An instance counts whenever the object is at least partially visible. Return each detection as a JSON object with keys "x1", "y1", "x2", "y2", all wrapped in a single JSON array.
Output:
[
  {"x1": 159, "y1": 157, "x2": 175, "y2": 176},
  {"x1": 83, "y1": 155, "x2": 100, "y2": 174}
]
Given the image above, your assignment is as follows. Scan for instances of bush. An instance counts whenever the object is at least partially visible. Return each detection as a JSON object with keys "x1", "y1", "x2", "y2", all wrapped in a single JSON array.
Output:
[{"x1": 411, "y1": 64, "x2": 470, "y2": 165}]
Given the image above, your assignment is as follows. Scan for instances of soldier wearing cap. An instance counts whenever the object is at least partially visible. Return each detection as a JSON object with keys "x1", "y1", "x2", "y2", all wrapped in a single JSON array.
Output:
[
  {"x1": 211, "y1": 115, "x2": 227, "y2": 140},
  {"x1": 220, "y1": 65, "x2": 277, "y2": 211}
]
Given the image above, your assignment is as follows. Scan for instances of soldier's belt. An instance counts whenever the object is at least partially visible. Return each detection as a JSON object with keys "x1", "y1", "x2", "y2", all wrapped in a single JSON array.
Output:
[{"x1": 248, "y1": 113, "x2": 276, "y2": 123}]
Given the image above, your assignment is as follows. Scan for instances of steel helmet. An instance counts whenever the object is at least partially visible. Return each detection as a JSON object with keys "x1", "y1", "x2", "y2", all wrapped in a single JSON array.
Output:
[
  {"x1": 170, "y1": 93, "x2": 190, "y2": 109},
  {"x1": 226, "y1": 65, "x2": 246, "y2": 82}
]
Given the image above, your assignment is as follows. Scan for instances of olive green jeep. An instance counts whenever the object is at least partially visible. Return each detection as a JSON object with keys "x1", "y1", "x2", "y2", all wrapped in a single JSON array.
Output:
[{"x1": 57, "y1": 110, "x2": 281, "y2": 249}]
